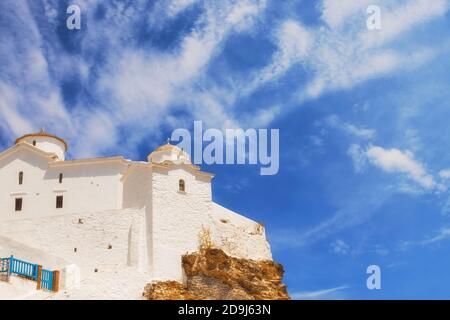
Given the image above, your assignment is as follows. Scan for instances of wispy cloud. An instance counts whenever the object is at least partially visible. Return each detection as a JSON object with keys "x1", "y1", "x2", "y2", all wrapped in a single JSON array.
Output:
[
  {"x1": 0, "y1": 0, "x2": 71, "y2": 137},
  {"x1": 330, "y1": 239, "x2": 350, "y2": 255},
  {"x1": 0, "y1": 0, "x2": 268, "y2": 158},
  {"x1": 347, "y1": 143, "x2": 448, "y2": 192},
  {"x1": 325, "y1": 115, "x2": 376, "y2": 140},
  {"x1": 319, "y1": 0, "x2": 373, "y2": 29},
  {"x1": 270, "y1": 191, "x2": 389, "y2": 248},
  {"x1": 291, "y1": 285, "x2": 348, "y2": 300},
  {"x1": 421, "y1": 228, "x2": 450, "y2": 245},
  {"x1": 245, "y1": 19, "x2": 312, "y2": 95},
  {"x1": 366, "y1": 146, "x2": 439, "y2": 190},
  {"x1": 439, "y1": 169, "x2": 450, "y2": 179},
  {"x1": 274, "y1": 138, "x2": 450, "y2": 249},
  {"x1": 347, "y1": 144, "x2": 367, "y2": 173},
  {"x1": 400, "y1": 227, "x2": 450, "y2": 251},
  {"x1": 245, "y1": 0, "x2": 449, "y2": 103},
  {"x1": 293, "y1": 142, "x2": 450, "y2": 247},
  {"x1": 1, "y1": 0, "x2": 448, "y2": 160}
]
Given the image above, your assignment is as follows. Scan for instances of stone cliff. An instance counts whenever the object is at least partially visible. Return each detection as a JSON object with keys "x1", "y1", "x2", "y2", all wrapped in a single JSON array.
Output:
[{"x1": 143, "y1": 248, "x2": 289, "y2": 300}]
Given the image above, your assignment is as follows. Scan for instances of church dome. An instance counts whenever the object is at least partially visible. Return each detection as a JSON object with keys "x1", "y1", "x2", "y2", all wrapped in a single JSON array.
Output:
[
  {"x1": 154, "y1": 143, "x2": 181, "y2": 152},
  {"x1": 15, "y1": 129, "x2": 67, "y2": 160},
  {"x1": 148, "y1": 142, "x2": 191, "y2": 164}
]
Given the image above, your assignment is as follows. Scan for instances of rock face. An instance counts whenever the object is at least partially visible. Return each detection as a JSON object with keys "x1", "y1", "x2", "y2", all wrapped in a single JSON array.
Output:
[{"x1": 144, "y1": 248, "x2": 289, "y2": 300}]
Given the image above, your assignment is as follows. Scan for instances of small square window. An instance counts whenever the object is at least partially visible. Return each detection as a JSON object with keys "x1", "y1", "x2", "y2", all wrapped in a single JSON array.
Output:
[
  {"x1": 15, "y1": 198, "x2": 23, "y2": 212},
  {"x1": 56, "y1": 195, "x2": 64, "y2": 209}
]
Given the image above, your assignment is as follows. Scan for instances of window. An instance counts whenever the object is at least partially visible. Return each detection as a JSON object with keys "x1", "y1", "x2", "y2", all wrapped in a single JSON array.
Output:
[
  {"x1": 18, "y1": 172, "x2": 23, "y2": 185},
  {"x1": 59, "y1": 173, "x2": 63, "y2": 184},
  {"x1": 32, "y1": 140, "x2": 36, "y2": 146},
  {"x1": 179, "y1": 179, "x2": 185, "y2": 192},
  {"x1": 56, "y1": 195, "x2": 64, "y2": 209},
  {"x1": 15, "y1": 198, "x2": 23, "y2": 212}
]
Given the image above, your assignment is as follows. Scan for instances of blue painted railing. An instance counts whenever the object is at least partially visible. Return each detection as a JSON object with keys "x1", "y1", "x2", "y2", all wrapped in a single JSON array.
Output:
[
  {"x1": 9, "y1": 256, "x2": 39, "y2": 281},
  {"x1": 41, "y1": 269, "x2": 53, "y2": 291},
  {"x1": 1, "y1": 256, "x2": 56, "y2": 291}
]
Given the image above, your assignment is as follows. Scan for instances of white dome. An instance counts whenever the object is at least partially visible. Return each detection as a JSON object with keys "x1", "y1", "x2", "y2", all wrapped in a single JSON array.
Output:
[
  {"x1": 148, "y1": 143, "x2": 191, "y2": 164},
  {"x1": 15, "y1": 129, "x2": 67, "y2": 160}
]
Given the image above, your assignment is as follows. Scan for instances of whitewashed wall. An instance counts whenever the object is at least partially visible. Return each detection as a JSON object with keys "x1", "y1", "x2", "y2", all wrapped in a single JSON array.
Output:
[
  {"x1": 209, "y1": 203, "x2": 272, "y2": 260},
  {"x1": 0, "y1": 147, "x2": 125, "y2": 222},
  {"x1": 149, "y1": 166, "x2": 213, "y2": 280},
  {"x1": 148, "y1": 166, "x2": 271, "y2": 281},
  {"x1": 122, "y1": 164, "x2": 152, "y2": 209},
  {"x1": 122, "y1": 164, "x2": 154, "y2": 275},
  {"x1": 0, "y1": 209, "x2": 147, "y2": 280},
  {"x1": 50, "y1": 161, "x2": 126, "y2": 213}
]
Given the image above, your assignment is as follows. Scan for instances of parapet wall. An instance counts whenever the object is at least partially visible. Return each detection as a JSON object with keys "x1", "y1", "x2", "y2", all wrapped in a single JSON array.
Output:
[{"x1": 0, "y1": 208, "x2": 147, "y2": 280}]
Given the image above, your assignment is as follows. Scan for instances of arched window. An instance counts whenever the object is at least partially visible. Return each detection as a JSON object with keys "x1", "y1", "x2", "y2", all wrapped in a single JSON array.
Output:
[
  {"x1": 18, "y1": 172, "x2": 23, "y2": 185},
  {"x1": 59, "y1": 173, "x2": 63, "y2": 184},
  {"x1": 179, "y1": 179, "x2": 185, "y2": 192}
]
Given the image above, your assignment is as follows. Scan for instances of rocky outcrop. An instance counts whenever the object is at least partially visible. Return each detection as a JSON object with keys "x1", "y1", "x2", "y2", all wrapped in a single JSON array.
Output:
[{"x1": 144, "y1": 248, "x2": 289, "y2": 300}]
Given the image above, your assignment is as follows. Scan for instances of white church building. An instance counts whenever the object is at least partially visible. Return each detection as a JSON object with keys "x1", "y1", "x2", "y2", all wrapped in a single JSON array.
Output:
[{"x1": 0, "y1": 130, "x2": 272, "y2": 298}]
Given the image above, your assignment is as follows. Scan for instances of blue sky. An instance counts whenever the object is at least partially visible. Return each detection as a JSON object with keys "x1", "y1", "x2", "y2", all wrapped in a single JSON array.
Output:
[{"x1": 1, "y1": 0, "x2": 450, "y2": 299}]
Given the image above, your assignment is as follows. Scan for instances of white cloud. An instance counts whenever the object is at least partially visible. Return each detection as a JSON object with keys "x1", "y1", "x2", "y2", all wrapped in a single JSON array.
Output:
[
  {"x1": 348, "y1": 144, "x2": 450, "y2": 192},
  {"x1": 402, "y1": 227, "x2": 450, "y2": 249},
  {"x1": 71, "y1": 109, "x2": 120, "y2": 158},
  {"x1": 1, "y1": 0, "x2": 448, "y2": 162},
  {"x1": 361, "y1": 0, "x2": 450, "y2": 48},
  {"x1": 421, "y1": 228, "x2": 450, "y2": 245},
  {"x1": 439, "y1": 169, "x2": 450, "y2": 179},
  {"x1": 291, "y1": 285, "x2": 348, "y2": 300},
  {"x1": 373, "y1": 245, "x2": 389, "y2": 256},
  {"x1": 85, "y1": 0, "x2": 268, "y2": 156},
  {"x1": 168, "y1": 0, "x2": 199, "y2": 17},
  {"x1": 0, "y1": 0, "x2": 269, "y2": 158},
  {"x1": 366, "y1": 146, "x2": 437, "y2": 190},
  {"x1": 347, "y1": 144, "x2": 367, "y2": 173},
  {"x1": 320, "y1": 0, "x2": 373, "y2": 29},
  {"x1": 330, "y1": 240, "x2": 350, "y2": 255},
  {"x1": 0, "y1": 83, "x2": 33, "y2": 135},
  {"x1": 247, "y1": 105, "x2": 281, "y2": 127},
  {"x1": 0, "y1": 1, "x2": 71, "y2": 134},
  {"x1": 246, "y1": 20, "x2": 312, "y2": 94},
  {"x1": 310, "y1": 135, "x2": 324, "y2": 147},
  {"x1": 344, "y1": 124, "x2": 375, "y2": 140},
  {"x1": 225, "y1": 0, "x2": 266, "y2": 30},
  {"x1": 326, "y1": 115, "x2": 376, "y2": 140},
  {"x1": 404, "y1": 128, "x2": 423, "y2": 152},
  {"x1": 245, "y1": 0, "x2": 449, "y2": 104},
  {"x1": 441, "y1": 197, "x2": 450, "y2": 216}
]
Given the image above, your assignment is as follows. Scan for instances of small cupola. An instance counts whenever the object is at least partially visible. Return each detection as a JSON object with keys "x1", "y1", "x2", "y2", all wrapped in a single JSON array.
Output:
[
  {"x1": 15, "y1": 128, "x2": 68, "y2": 160},
  {"x1": 148, "y1": 140, "x2": 191, "y2": 164}
]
